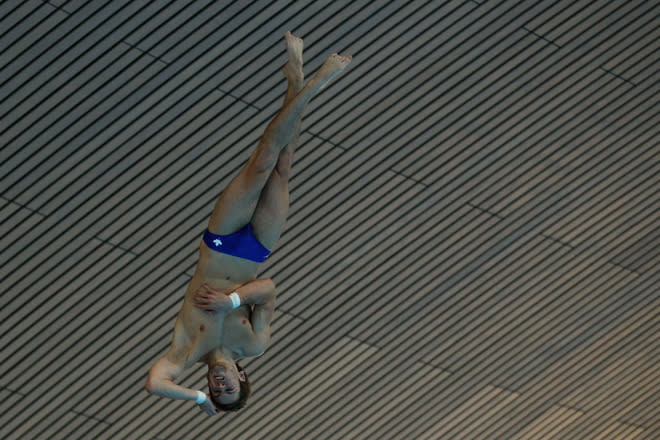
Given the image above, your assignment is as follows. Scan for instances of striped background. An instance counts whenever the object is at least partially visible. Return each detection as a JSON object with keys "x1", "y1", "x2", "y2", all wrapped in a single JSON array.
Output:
[{"x1": 1, "y1": 1, "x2": 658, "y2": 439}]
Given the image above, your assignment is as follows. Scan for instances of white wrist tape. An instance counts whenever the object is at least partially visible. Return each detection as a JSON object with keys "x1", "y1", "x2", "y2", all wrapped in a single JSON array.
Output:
[
  {"x1": 195, "y1": 390, "x2": 206, "y2": 405},
  {"x1": 229, "y1": 292, "x2": 241, "y2": 309}
]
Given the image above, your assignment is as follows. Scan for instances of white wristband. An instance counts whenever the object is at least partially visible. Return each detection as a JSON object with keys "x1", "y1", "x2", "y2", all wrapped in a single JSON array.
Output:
[
  {"x1": 229, "y1": 292, "x2": 241, "y2": 309},
  {"x1": 195, "y1": 390, "x2": 206, "y2": 405}
]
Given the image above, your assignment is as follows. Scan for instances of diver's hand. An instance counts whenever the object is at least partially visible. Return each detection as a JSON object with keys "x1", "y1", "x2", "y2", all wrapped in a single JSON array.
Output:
[
  {"x1": 192, "y1": 284, "x2": 233, "y2": 313},
  {"x1": 198, "y1": 394, "x2": 218, "y2": 416}
]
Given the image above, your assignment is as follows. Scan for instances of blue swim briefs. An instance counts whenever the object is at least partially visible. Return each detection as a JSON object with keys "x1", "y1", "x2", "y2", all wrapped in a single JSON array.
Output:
[{"x1": 202, "y1": 224, "x2": 271, "y2": 263}]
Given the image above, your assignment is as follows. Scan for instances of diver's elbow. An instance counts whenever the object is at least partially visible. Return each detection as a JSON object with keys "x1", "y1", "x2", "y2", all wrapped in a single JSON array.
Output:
[
  {"x1": 145, "y1": 373, "x2": 159, "y2": 395},
  {"x1": 145, "y1": 377, "x2": 153, "y2": 394}
]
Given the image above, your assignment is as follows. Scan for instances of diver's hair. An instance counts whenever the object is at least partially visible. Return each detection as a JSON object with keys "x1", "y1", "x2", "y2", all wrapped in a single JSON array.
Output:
[{"x1": 209, "y1": 362, "x2": 251, "y2": 412}]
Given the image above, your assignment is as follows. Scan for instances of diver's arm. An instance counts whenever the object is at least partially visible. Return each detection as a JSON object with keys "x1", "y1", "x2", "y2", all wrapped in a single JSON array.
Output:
[
  {"x1": 146, "y1": 359, "x2": 188, "y2": 400},
  {"x1": 145, "y1": 353, "x2": 217, "y2": 416},
  {"x1": 145, "y1": 354, "x2": 192, "y2": 400},
  {"x1": 145, "y1": 317, "x2": 217, "y2": 416},
  {"x1": 243, "y1": 279, "x2": 277, "y2": 356},
  {"x1": 192, "y1": 278, "x2": 276, "y2": 313},
  {"x1": 236, "y1": 278, "x2": 277, "y2": 306}
]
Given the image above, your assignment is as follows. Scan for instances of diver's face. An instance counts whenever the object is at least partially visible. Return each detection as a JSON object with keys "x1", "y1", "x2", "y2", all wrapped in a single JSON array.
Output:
[{"x1": 207, "y1": 361, "x2": 241, "y2": 405}]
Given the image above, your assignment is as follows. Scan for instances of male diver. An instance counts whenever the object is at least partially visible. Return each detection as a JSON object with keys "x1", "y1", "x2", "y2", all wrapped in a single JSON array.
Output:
[{"x1": 145, "y1": 32, "x2": 351, "y2": 414}]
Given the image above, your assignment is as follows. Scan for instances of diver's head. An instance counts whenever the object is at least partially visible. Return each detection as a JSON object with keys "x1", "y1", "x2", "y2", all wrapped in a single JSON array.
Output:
[{"x1": 207, "y1": 359, "x2": 250, "y2": 411}]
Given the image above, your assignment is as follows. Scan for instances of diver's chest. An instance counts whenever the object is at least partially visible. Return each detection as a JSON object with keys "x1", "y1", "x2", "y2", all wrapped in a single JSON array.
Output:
[{"x1": 195, "y1": 308, "x2": 253, "y2": 352}]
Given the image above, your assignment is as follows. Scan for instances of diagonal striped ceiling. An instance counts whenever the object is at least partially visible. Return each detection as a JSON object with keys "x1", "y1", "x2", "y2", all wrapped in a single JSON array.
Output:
[{"x1": 1, "y1": 1, "x2": 658, "y2": 439}]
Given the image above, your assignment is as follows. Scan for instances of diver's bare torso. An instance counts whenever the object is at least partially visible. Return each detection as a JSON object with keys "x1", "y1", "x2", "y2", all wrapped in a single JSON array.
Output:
[{"x1": 174, "y1": 241, "x2": 266, "y2": 368}]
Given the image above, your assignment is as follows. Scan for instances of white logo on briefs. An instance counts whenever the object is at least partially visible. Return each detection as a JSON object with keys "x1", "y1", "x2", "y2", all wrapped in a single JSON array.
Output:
[{"x1": 213, "y1": 239, "x2": 222, "y2": 246}]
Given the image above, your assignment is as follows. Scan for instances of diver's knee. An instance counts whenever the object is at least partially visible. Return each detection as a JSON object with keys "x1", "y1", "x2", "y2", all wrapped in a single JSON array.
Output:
[
  {"x1": 275, "y1": 148, "x2": 293, "y2": 178},
  {"x1": 249, "y1": 145, "x2": 279, "y2": 174}
]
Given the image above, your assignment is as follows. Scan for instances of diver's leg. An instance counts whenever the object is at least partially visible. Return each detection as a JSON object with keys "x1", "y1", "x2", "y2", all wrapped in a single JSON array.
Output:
[
  {"x1": 249, "y1": 32, "x2": 303, "y2": 248},
  {"x1": 251, "y1": 36, "x2": 351, "y2": 249},
  {"x1": 250, "y1": 147, "x2": 295, "y2": 249},
  {"x1": 208, "y1": 35, "x2": 350, "y2": 236}
]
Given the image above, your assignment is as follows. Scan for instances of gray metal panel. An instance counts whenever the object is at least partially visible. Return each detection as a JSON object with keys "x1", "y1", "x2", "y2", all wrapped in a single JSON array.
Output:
[
  {"x1": 43, "y1": 411, "x2": 107, "y2": 440},
  {"x1": 611, "y1": 228, "x2": 660, "y2": 273},
  {"x1": 1, "y1": 1, "x2": 658, "y2": 439}
]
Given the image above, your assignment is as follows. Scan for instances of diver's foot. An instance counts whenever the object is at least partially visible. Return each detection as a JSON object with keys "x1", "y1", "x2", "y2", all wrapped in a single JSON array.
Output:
[
  {"x1": 309, "y1": 53, "x2": 351, "y2": 91},
  {"x1": 282, "y1": 31, "x2": 304, "y2": 83}
]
